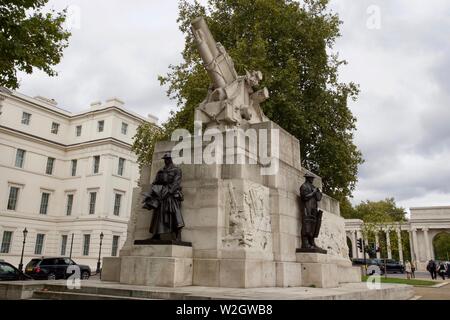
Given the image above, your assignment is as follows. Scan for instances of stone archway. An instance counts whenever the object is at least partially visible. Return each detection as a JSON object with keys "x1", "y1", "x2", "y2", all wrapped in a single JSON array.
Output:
[
  {"x1": 347, "y1": 236, "x2": 354, "y2": 259},
  {"x1": 432, "y1": 232, "x2": 450, "y2": 261}
]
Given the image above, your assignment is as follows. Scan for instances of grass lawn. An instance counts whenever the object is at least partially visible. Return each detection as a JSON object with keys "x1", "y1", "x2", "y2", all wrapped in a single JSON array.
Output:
[{"x1": 361, "y1": 276, "x2": 437, "y2": 287}]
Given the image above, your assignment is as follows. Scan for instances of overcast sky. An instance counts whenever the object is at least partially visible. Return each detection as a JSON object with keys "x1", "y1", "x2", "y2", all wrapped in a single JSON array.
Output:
[{"x1": 16, "y1": 0, "x2": 450, "y2": 211}]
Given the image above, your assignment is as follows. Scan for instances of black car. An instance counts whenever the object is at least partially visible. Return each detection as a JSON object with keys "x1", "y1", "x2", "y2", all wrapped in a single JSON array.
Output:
[
  {"x1": 351, "y1": 258, "x2": 385, "y2": 275},
  {"x1": 0, "y1": 261, "x2": 32, "y2": 281},
  {"x1": 25, "y1": 257, "x2": 91, "y2": 280},
  {"x1": 376, "y1": 259, "x2": 405, "y2": 274}
]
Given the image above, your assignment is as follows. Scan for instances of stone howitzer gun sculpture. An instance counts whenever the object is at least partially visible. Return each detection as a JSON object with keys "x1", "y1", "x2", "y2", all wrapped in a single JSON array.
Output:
[{"x1": 191, "y1": 17, "x2": 270, "y2": 129}]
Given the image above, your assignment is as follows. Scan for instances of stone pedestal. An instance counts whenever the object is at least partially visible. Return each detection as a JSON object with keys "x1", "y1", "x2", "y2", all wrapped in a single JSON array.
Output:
[
  {"x1": 193, "y1": 257, "x2": 276, "y2": 288},
  {"x1": 296, "y1": 252, "x2": 361, "y2": 288},
  {"x1": 111, "y1": 245, "x2": 193, "y2": 287},
  {"x1": 297, "y1": 253, "x2": 337, "y2": 288},
  {"x1": 103, "y1": 120, "x2": 357, "y2": 289}
]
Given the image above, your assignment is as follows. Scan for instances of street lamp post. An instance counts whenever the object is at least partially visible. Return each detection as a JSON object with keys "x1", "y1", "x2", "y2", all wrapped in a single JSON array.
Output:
[
  {"x1": 18, "y1": 228, "x2": 28, "y2": 272},
  {"x1": 96, "y1": 232, "x2": 104, "y2": 274},
  {"x1": 69, "y1": 233, "x2": 74, "y2": 259}
]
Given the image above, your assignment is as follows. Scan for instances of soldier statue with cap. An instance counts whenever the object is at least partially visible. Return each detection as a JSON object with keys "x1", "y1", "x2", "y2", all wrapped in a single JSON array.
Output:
[
  {"x1": 299, "y1": 172, "x2": 327, "y2": 253},
  {"x1": 142, "y1": 153, "x2": 185, "y2": 242}
]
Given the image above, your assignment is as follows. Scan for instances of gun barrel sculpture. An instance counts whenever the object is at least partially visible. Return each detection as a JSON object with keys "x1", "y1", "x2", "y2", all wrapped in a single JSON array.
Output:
[
  {"x1": 191, "y1": 17, "x2": 268, "y2": 129},
  {"x1": 191, "y1": 17, "x2": 238, "y2": 89}
]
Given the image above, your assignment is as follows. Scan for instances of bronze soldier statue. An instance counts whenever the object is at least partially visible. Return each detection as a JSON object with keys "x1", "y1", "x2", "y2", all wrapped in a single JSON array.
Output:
[
  {"x1": 142, "y1": 153, "x2": 185, "y2": 242},
  {"x1": 298, "y1": 172, "x2": 327, "y2": 254}
]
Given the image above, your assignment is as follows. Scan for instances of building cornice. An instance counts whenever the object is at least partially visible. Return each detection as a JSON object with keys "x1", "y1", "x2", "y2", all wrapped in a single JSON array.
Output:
[
  {"x1": 410, "y1": 206, "x2": 450, "y2": 210},
  {"x1": 4, "y1": 91, "x2": 153, "y2": 124},
  {"x1": 0, "y1": 125, "x2": 132, "y2": 151},
  {"x1": 0, "y1": 211, "x2": 129, "y2": 224}
]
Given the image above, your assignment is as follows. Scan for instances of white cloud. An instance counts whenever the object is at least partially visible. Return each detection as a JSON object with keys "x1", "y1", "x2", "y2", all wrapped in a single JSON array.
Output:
[{"x1": 330, "y1": 0, "x2": 450, "y2": 208}]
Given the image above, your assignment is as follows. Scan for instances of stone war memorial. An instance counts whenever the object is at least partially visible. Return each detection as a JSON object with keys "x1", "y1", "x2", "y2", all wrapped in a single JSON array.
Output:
[{"x1": 100, "y1": 17, "x2": 413, "y2": 299}]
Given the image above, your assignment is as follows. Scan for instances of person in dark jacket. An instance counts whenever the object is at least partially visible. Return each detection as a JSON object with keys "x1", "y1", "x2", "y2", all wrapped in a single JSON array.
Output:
[
  {"x1": 426, "y1": 259, "x2": 437, "y2": 280},
  {"x1": 437, "y1": 261, "x2": 447, "y2": 280}
]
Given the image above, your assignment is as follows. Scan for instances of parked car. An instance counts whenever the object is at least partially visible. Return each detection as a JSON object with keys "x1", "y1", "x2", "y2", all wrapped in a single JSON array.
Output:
[
  {"x1": 25, "y1": 257, "x2": 91, "y2": 280},
  {"x1": 376, "y1": 259, "x2": 405, "y2": 274},
  {"x1": 0, "y1": 261, "x2": 32, "y2": 281},
  {"x1": 351, "y1": 258, "x2": 385, "y2": 275}
]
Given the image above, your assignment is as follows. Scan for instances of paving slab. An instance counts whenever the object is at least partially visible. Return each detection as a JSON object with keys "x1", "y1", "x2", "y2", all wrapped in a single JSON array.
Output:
[{"x1": 0, "y1": 279, "x2": 414, "y2": 300}]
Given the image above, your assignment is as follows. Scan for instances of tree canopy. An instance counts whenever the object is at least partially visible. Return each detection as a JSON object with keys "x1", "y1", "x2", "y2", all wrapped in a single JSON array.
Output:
[
  {"x1": 343, "y1": 198, "x2": 408, "y2": 261},
  {"x1": 433, "y1": 233, "x2": 450, "y2": 261},
  {"x1": 346, "y1": 198, "x2": 407, "y2": 223},
  {"x1": 151, "y1": 0, "x2": 363, "y2": 201},
  {"x1": 0, "y1": 0, "x2": 71, "y2": 89}
]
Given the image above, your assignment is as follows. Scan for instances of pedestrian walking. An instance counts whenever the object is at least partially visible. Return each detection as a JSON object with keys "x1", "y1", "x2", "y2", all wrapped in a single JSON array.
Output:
[
  {"x1": 427, "y1": 259, "x2": 437, "y2": 280},
  {"x1": 437, "y1": 262, "x2": 447, "y2": 280},
  {"x1": 411, "y1": 260, "x2": 416, "y2": 279},
  {"x1": 404, "y1": 260, "x2": 412, "y2": 280}
]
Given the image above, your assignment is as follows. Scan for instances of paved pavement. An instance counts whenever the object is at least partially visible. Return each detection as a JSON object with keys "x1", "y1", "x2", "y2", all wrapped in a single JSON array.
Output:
[
  {"x1": 414, "y1": 282, "x2": 450, "y2": 300},
  {"x1": 0, "y1": 279, "x2": 414, "y2": 300},
  {"x1": 387, "y1": 271, "x2": 450, "y2": 300},
  {"x1": 387, "y1": 271, "x2": 440, "y2": 281}
]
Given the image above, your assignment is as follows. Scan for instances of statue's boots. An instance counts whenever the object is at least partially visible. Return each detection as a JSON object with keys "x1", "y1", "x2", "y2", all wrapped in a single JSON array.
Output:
[
  {"x1": 151, "y1": 234, "x2": 161, "y2": 240},
  {"x1": 302, "y1": 236, "x2": 313, "y2": 249},
  {"x1": 175, "y1": 229, "x2": 182, "y2": 242}
]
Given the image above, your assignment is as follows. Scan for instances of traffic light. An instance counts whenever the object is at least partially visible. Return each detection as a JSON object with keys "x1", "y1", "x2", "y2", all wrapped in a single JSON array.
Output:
[{"x1": 357, "y1": 238, "x2": 363, "y2": 252}]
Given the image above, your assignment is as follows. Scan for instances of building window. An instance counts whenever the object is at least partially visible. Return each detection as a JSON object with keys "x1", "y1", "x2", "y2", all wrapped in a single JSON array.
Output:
[
  {"x1": 7, "y1": 187, "x2": 19, "y2": 211},
  {"x1": 76, "y1": 125, "x2": 82, "y2": 137},
  {"x1": 34, "y1": 234, "x2": 45, "y2": 255},
  {"x1": 60, "y1": 235, "x2": 68, "y2": 256},
  {"x1": 111, "y1": 236, "x2": 120, "y2": 257},
  {"x1": 66, "y1": 194, "x2": 74, "y2": 216},
  {"x1": 71, "y1": 159, "x2": 77, "y2": 177},
  {"x1": 15, "y1": 149, "x2": 26, "y2": 168},
  {"x1": 0, "y1": 231, "x2": 13, "y2": 254},
  {"x1": 97, "y1": 120, "x2": 104, "y2": 132},
  {"x1": 46, "y1": 157, "x2": 55, "y2": 175},
  {"x1": 21, "y1": 112, "x2": 31, "y2": 125},
  {"x1": 83, "y1": 234, "x2": 90, "y2": 256},
  {"x1": 121, "y1": 122, "x2": 128, "y2": 135},
  {"x1": 39, "y1": 192, "x2": 50, "y2": 215},
  {"x1": 93, "y1": 156, "x2": 100, "y2": 174},
  {"x1": 51, "y1": 122, "x2": 60, "y2": 134},
  {"x1": 118, "y1": 158, "x2": 125, "y2": 176},
  {"x1": 113, "y1": 194, "x2": 122, "y2": 216},
  {"x1": 89, "y1": 192, "x2": 97, "y2": 215}
]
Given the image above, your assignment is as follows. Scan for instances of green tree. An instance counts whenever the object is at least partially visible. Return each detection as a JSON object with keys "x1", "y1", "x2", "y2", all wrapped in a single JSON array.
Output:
[
  {"x1": 351, "y1": 198, "x2": 406, "y2": 223},
  {"x1": 153, "y1": 0, "x2": 363, "y2": 201},
  {"x1": 0, "y1": 0, "x2": 71, "y2": 89},
  {"x1": 131, "y1": 122, "x2": 164, "y2": 168},
  {"x1": 351, "y1": 198, "x2": 407, "y2": 262},
  {"x1": 340, "y1": 197, "x2": 356, "y2": 219},
  {"x1": 433, "y1": 232, "x2": 450, "y2": 261}
]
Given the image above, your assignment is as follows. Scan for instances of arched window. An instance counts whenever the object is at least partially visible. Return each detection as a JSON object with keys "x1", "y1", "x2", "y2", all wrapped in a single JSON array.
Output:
[{"x1": 432, "y1": 232, "x2": 450, "y2": 261}]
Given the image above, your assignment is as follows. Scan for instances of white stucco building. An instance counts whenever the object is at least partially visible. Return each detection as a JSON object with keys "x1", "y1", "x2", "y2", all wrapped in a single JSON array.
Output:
[{"x1": 0, "y1": 87, "x2": 156, "y2": 270}]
